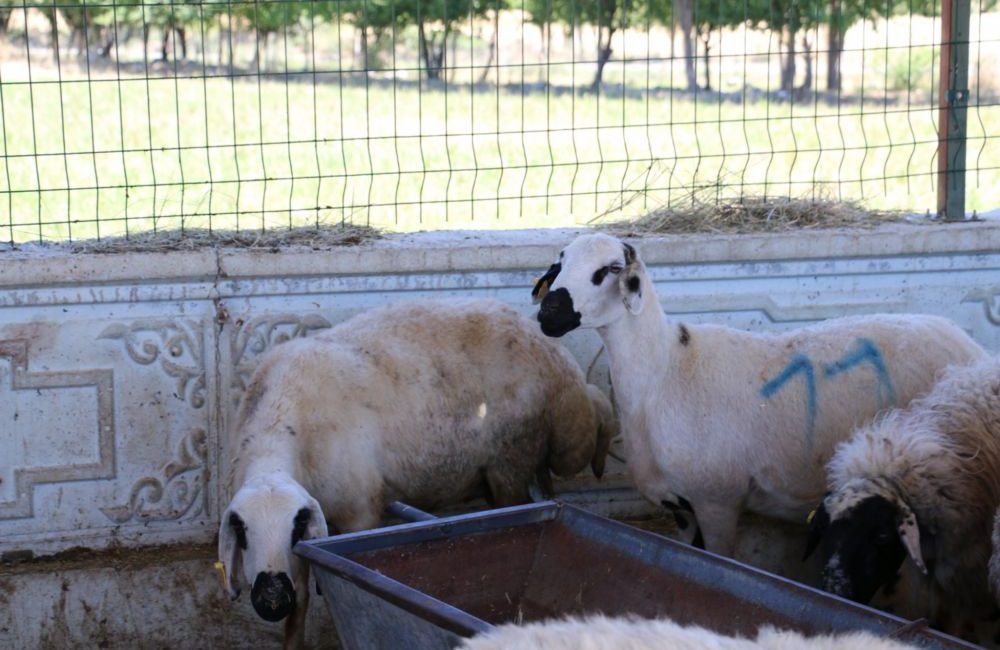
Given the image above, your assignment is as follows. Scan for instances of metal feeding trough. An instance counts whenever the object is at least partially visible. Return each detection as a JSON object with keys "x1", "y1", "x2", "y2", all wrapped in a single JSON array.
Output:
[{"x1": 295, "y1": 501, "x2": 978, "y2": 650}]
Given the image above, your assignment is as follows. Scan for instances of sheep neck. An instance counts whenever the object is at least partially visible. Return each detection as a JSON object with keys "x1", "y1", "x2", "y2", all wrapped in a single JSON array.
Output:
[
  {"x1": 597, "y1": 280, "x2": 676, "y2": 407},
  {"x1": 235, "y1": 439, "x2": 302, "y2": 487}
]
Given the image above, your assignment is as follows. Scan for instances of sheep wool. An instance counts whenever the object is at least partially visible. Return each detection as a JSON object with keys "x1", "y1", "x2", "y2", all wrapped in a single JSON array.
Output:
[
  {"x1": 459, "y1": 615, "x2": 921, "y2": 650},
  {"x1": 823, "y1": 355, "x2": 1000, "y2": 635}
]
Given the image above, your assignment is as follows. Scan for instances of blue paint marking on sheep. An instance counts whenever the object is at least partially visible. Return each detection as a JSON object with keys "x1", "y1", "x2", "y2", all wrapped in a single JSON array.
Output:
[
  {"x1": 760, "y1": 338, "x2": 896, "y2": 450},
  {"x1": 760, "y1": 354, "x2": 818, "y2": 448},
  {"x1": 822, "y1": 337, "x2": 897, "y2": 407}
]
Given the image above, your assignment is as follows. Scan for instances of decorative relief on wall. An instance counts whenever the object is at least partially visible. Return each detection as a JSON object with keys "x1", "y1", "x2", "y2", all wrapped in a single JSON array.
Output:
[
  {"x1": 964, "y1": 290, "x2": 1000, "y2": 326},
  {"x1": 230, "y1": 314, "x2": 332, "y2": 402},
  {"x1": 99, "y1": 320, "x2": 207, "y2": 409},
  {"x1": 0, "y1": 339, "x2": 116, "y2": 520},
  {"x1": 101, "y1": 428, "x2": 208, "y2": 524}
]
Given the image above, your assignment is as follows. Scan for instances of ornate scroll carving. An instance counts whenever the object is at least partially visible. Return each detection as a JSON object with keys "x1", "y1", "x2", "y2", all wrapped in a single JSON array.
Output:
[
  {"x1": 0, "y1": 339, "x2": 116, "y2": 520},
  {"x1": 230, "y1": 313, "x2": 332, "y2": 399},
  {"x1": 101, "y1": 429, "x2": 208, "y2": 523},
  {"x1": 99, "y1": 320, "x2": 206, "y2": 409}
]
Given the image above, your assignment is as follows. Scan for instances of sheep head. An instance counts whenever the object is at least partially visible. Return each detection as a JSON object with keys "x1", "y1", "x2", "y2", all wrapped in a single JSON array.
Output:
[
  {"x1": 805, "y1": 478, "x2": 925, "y2": 605},
  {"x1": 534, "y1": 234, "x2": 645, "y2": 338},
  {"x1": 218, "y1": 473, "x2": 328, "y2": 622}
]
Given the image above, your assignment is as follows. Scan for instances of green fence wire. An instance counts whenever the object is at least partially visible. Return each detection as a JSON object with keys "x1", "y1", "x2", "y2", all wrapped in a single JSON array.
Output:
[{"x1": 0, "y1": 0, "x2": 996, "y2": 242}]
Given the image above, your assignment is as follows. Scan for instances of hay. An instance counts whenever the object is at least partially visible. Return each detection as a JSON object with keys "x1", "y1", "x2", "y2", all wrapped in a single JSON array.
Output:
[
  {"x1": 598, "y1": 192, "x2": 908, "y2": 236},
  {"x1": 67, "y1": 224, "x2": 383, "y2": 254}
]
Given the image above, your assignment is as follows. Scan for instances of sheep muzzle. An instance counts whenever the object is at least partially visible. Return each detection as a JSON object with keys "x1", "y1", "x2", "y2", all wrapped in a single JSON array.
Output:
[
  {"x1": 251, "y1": 571, "x2": 297, "y2": 622},
  {"x1": 537, "y1": 288, "x2": 581, "y2": 337}
]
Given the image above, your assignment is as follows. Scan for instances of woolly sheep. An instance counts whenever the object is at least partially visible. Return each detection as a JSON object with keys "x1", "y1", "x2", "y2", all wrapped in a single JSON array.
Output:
[
  {"x1": 806, "y1": 355, "x2": 1000, "y2": 641},
  {"x1": 217, "y1": 298, "x2": 617, "y2": 650},
  {"x1": 533, "y1": 232, "x2": 986, "y2": 555},
  {"x1": 458, "y1": 615, "x2": 921, "y2": 650}
]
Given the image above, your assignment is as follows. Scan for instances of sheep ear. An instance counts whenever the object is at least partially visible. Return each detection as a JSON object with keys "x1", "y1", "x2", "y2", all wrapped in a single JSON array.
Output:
[
  {"x1": 897, "y1": 504, "x2": 926, "y2": 574},
  {"x1": 217, "y1": 509, "x2": 244, "y2": 600},
  {"x1": 305, "y1": 496, "x2": 329, "y2": 541},
  {"x1": 804, "y1": 502, "x2": 830, "y2": 560},
  {"x1": 532, "y1": 262, "x2": 561, "y2": 304},
  {"x1": 618, "y1": 243, "x2": 644, "y2": 315}
]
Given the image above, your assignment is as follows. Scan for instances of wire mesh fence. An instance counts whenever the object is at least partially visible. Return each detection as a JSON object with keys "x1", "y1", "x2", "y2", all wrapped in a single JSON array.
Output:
[{"x1": 0, "y1": 0, "x2": 997, "y2": 243}]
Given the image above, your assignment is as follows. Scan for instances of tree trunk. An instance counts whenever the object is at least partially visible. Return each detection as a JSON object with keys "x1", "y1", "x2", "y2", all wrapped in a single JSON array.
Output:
[
  {"x1": 826, "y1": 0, "x2": 843, "y2": 91},
  {"x1": 0, "y1": 7, "x2": 13, "y2": 35},
  {"x1": 477, "y1": 12, "x2": 499, "y2": 84},
  {"x1": 251, "y1": 28, "x2": 261, "y2": 71},
  {"x1": 99, "y1": 29, "x2": 115, "y2": 58},
  {"x1": 799, "y1": 33, "x2": 813, "y2": 94},
  {"x1": 178, "y1": 26, "x2": 187, "y2": 59},
  {"x1": 674, "y1": 0, "x2": 697, "y2": 90},
  {"x1": 359, "y1": 26, "x2": 369, "y2": 72},
  {"x1": 161, "y1": 28, "x2": 170, "y2": 61},
  {"x1": 418, "y1": 21, "x2": 437, "y2": 80},
  {"x1": 780, "y1": 28, "x2": 797, "y2": 92},
  {"x1": 225, "y1": 17, "x2": 234, "y2": 71},
  {"x1": 48, "y1": 8, "x2": 61, "y2": 65},
  {"x1": 701, "y1": 30, "x2": 711, "y2": 90},
  {"x1": 590, "y1": 24, "x2": 615, "y2": 89}
]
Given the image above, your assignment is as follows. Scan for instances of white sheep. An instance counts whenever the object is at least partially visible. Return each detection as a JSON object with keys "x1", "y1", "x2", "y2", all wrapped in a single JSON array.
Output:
[
  {"x1": 806, "y1": 355, "x2": 1000, "y2": 642},
  {"x1": 533, "y1": 232, "x2": 986, "y2": 555},
  {"x1": 217, "y1": 298, "x2": 617, "y2": 650},
  {"x1": 458, "y1": 614, "x2": 921, "y2": 650}
]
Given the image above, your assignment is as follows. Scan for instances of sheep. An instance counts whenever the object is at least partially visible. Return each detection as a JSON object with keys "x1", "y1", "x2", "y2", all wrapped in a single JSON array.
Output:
[
  {"x1": 217, "y1": 298, "x2": 617, "y2": 650},
  {"x1": 805, "y1": 355, "x2": 1000, "y2": 641},
  {"x1": 532, "y1": 232, "x2": 986, "y2": 555},
  {"x1": 458, "y1": 614, "x2": 921, "y2": 650}
]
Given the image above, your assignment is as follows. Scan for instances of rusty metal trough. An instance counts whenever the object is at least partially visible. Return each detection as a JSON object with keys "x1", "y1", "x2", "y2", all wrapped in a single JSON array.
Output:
[{"x1": 295, "y1": 501, "x2": 978, "y2": 650}]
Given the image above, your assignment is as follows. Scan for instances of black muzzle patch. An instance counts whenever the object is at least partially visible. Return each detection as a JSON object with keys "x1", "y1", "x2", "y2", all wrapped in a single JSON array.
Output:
[
  {"x1": 251, "y1": 571, "x2": 297, "y2": 622},
  {"x1": 537, "y1": 288, "x2": 582, "y2": 337}
]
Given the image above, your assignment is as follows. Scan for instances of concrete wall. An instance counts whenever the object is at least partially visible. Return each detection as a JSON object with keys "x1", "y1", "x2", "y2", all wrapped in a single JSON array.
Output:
[{"x1": 1, "y1": 222, "x2": 999, "y2": 649}]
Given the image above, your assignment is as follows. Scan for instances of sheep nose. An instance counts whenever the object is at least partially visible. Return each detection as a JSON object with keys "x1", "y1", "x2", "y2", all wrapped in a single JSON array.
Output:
[
  {"x1": 537, "y1": 288, "x2": 581, "y2": 337},
  {"x1": 250, "y1": 571, "x2": 297, "y2": 622}
]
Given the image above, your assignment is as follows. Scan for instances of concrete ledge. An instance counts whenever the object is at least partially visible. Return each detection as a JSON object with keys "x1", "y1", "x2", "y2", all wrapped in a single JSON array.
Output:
[{"x1": 2, "y1": 221, "x2": 998, "y2": 286}]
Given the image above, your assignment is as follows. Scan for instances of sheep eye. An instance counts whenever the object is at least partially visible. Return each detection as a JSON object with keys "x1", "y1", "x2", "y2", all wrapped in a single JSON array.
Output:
[
  {"x1": 229, "y1": 512, "x2": 248, "y2": 550},
  {"x1": 591, "y1": 266, "x2": 610, "y2": 285},
  {"x1": 291, "y1": 508, "x2": 311, "y2": 547}
]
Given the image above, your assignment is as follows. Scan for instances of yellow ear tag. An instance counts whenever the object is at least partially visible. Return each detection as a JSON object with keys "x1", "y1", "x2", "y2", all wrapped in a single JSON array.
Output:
[
  {"x1": 214, "y1": 561, "x2": 230, "y2": 592},
  {"x1": 806, "y1": 508, "x2": 817, "y2": 525},
  {"x1": 533, "y1": 278, "x2": 551, "y2": 302}
]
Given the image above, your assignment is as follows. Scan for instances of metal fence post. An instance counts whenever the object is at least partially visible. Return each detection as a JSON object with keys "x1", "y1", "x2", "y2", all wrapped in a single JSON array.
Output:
[{"x1": 937, "y1": 0, "x2": 972, "y2": 221}]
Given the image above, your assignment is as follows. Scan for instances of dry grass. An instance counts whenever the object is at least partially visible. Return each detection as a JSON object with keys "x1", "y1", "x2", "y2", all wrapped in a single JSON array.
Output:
[
  {"x1": 599, "y1": 192, "x2": 910, "y2": 236},
  {"x1": 66, "y1": 224, "x2": 383, "y2": 254}
]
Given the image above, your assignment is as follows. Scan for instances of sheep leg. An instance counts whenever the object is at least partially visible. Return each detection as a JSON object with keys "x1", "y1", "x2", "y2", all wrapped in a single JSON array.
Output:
[
  {"x1": 691, "y1": 501, "x2": 740, "y2": 557},
  {"x1": 485, "y1": 468, "x2": 531, "y2": 507},
  {"x1": 282, "y1": 564, "x2": 310, "y2": 650}
]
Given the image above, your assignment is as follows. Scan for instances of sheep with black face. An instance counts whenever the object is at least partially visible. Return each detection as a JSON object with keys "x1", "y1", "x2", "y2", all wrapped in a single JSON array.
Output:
[
  {"x1": 218, "y1": 298, "x2": 616, "y2": 650},
  {"x1": 806, "y1": 355, "x2": 1000, "y2": 642},
  {"x1": 533, "y1": 232, "x2": 986, "y2": 556}
]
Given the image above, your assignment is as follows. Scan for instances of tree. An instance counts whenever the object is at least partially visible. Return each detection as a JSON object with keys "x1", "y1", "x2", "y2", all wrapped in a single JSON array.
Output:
[
  {"x1": 527, "y1": 0, "x2": 676, "y2": 90},
  {"x1": 236, "y1": 0, "x2": 306, "y2": 70}
]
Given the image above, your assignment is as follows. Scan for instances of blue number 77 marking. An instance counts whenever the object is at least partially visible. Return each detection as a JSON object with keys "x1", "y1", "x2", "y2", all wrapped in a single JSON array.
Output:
[{"x1": 759, "y1": 338, "x2": 896, "y2": 451}]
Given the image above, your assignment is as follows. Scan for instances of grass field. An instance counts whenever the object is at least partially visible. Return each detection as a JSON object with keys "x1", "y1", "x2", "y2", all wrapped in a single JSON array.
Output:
[{"x1": 1, "y1": 13, "x2": 998, "y2": 242}]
